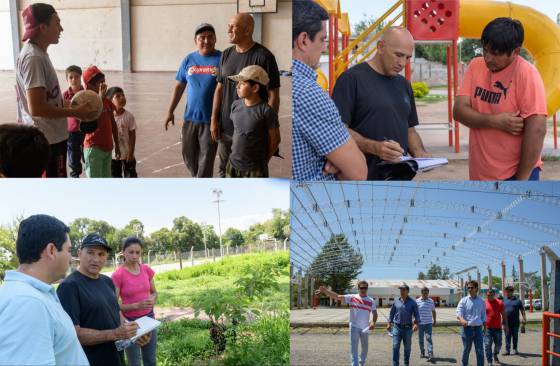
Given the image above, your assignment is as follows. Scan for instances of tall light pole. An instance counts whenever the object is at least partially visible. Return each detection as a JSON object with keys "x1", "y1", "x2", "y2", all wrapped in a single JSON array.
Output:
[
  {"x1": 201, "y1": 221, "x2": 208, "y2": 258},
  {"x1": 212, "y1": 189, "x2": 224, "y2": 257}
]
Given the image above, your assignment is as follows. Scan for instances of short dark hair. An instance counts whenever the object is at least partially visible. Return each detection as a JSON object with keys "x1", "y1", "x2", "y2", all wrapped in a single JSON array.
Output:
[
  {"x1": 17, "y1": 214, "x2": 69, "y2": 264},
  {"x1": 65, "y1": 65, "x2": 82, "y2": 77},
  {"x1": 32, "y1": 3, "x2": 57, "y2": 25},
  {"x1": 421, "y1": 286, "x2": 429, "y2": 292},
  {"x1": 123, "y1": 236, "x2": 143, "y2": 251},
  {"x1": 106, "y1": 86, "x2": 124, "y2": 100},
  {"x1": 292, "y1": 0, "x2": 329, "y2": 46},
  {"x1": 0, "y1": 124, "x2": 49, "y2": 177},
  {"x1": 505, "y1": 285, "x2": 514, "y2": 292},
  {"x1": 481, "y1": 17, "x2": 524, "y2": 56},
  {"x1": 466, "y1": 280, "x2": 479, "y2": 289},
  {"x1": 357, "y1": 280, "x2": 368, "y2": 288},
  {"x1": 246, "y1": 80, "x2": 269, "y2": 102},
  {"x1": 87, "y1": 73, "x2": 105, "y2": 87}
]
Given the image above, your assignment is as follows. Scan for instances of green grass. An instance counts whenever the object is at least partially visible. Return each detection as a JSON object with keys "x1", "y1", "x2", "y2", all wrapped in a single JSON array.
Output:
[
  {"x1": 542, "y1": 155, "x2": 560, "y2": 161},
  {"x1": 154, "y1": 251, "x2": 290, "y2": 366},
  {"x1": 155, "y1": 251, "x2": 289, "y2": 310},
  {"x1": 416, "y1": 94, "x2": 448, "y2": 104}
]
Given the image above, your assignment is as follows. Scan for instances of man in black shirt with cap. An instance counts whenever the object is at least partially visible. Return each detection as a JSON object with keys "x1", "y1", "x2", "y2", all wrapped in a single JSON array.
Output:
[{"x1": 57, "y1": 233, "x2": 151, "y2": 366}]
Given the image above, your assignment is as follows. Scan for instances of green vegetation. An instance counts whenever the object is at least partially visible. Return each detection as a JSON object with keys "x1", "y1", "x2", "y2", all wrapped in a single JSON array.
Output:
[
  {"x1": 415, "y1": 95, "x2": 447, "y2": 104},
  {"x1": 155, "y1": 251, "x2": 289, "y2": 366},
  {"x1": 412, "y1": 81, "x2": 430, "y2": 98}
]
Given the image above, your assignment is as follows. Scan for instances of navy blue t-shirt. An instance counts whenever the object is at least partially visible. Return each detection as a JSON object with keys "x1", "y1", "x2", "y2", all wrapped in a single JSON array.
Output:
[
  {"x1": 503, "y1": 296, "x2": 524, "y2": 325},
  {"x1": 175, "y1": 50, "x2": 221, "y2": 124}
]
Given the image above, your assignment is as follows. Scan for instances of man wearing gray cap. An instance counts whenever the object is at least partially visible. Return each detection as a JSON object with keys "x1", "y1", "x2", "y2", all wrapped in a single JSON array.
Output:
[
  {"x1": 57, "y1": 233, "x2": 150, "y2": 366},
  {"x1": 165, "y1": 23, "x2": 221, "y2": 177},
  {"x1": 388, "y1": 283, "x2": 420, "y2": 366}
]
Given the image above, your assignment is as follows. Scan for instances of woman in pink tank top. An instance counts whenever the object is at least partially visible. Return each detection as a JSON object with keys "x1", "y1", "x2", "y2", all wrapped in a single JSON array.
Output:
[{"x1": 112, "y1": 237, "x2": 157, "y2": 366}]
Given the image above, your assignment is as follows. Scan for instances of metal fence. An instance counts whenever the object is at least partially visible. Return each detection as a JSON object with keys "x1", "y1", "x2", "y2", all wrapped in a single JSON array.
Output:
[{"x1": 94, "y1": 239, "x2": 289, "y2": 272}]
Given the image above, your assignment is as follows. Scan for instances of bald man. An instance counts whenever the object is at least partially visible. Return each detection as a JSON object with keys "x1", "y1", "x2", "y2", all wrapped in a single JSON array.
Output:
[
  {"x1": 332, "y1": 27, "x2": 430, "y2": 180},
  {"x1": 210, "y1": 13, "x2": 281, "y2": 177}
]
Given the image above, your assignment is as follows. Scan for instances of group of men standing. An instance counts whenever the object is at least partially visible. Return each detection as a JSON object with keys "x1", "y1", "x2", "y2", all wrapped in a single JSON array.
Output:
[
  {"x1": 165, "y1": 12, "x2": 280, "y2": 178},
  {"x1": 316, "y1": 280, "x2": 527, "y2": 366},
  {"x1": 292, "y1": 0, "x2": 547, "y2": 182}
]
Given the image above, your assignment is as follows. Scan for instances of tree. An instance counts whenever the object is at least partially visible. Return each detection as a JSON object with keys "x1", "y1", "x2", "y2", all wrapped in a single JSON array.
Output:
[
  {"x1": 68, "y1": 218, "x2": 117, "y2": 253},
  {"x1": 417, "y1": 272, "x2": 426, "y2": 280},
  {"x1": 0, "y1": 226, "x2": 18, "y2": 279},
  {"x1": 243, "y1": 222, "x2": 266, "y2": 243},
  {"x1": 202, "y1": 225, "x2": 220, "y2": 250},
  {"x1": 426, "y1": 264, "x2": 450, "y2": 280},
  {"x1": 309, "y1": 234, "x2": 363, "y2": 295},
  {"x1": 353, "y1": 14, "x2": 384, "y2": 36},
  {"x1": 223, "y1": 228, "x2": 245, "y2": 247},
  {"x1": 172, "y1": 216, "x2": 203, "y2": 252},
  {"x1": 150, "y1": 228, "x2": 174, "y2": 253},
  {"x1": 482, "y1": 275, "x2": 502, "y2": 290},
  {"x1": 266, "y1": 209, "x2": 290, "y2": 241}
]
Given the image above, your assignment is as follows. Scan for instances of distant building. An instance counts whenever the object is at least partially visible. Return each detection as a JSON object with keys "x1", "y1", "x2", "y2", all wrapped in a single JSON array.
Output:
[{"x1": 350, "y1": 279, "x2": 462, "y2": 307}]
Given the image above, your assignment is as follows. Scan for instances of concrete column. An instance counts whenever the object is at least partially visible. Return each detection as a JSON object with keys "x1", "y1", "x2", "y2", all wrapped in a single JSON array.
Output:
[
  {"x1": 460, "y1": 277, "x2": 464, "y2": 297},
  {"x1": 120, "y1": 0, "x2": 132, "y2": 72},
  {"x1": 253, "y1": 13, "x2": 263, "y2": 44},
  {"x1": 501, "y1": 261, "x2": 507, "y2": 295},
  {"x1": 477, "y1": 270, "x2": 481, "y2": 289},
  {"x1": 542, "y1": 249, "x2": 550, "y2": 311},
  {"x1": 303, "y1": 275, "x2": 308, "y2": 308},
  {"x1": 488, "y1": 267, "x2": 493, "y2": 289},
  {"x1": 9, "y1": 0, "x2": 20, "y2": 66},
  {"x1": 310, "y1": 277, "x2": 315, "y2": 307},
  {"x1": 519, "y1": 256, "x2": 525, "y2": 301}
]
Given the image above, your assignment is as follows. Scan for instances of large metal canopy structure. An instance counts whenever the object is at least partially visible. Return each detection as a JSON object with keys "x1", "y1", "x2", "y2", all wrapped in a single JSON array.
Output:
[{"x1": 290, "y1": 181, "x2": 560, "y2": 280}]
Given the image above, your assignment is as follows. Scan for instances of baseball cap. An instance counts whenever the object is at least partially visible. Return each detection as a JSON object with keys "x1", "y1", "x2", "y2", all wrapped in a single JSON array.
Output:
[
  {"x1": 195, "y1": 23, "x2": 215, "y2": 36},
  {"x1": 399, "y1": 283, "x2": 410, "y2": 291},
  {"x1": 228, "y1": 65, "x2": 270, "y2": 86},
  {"x1": 21, "y1": 6, "x2": 40, "y2": 42},
  {"x1": 81, "y1": 233, "x2": 112, "y2": 252},
  {"x1": 82, "y1": 65, "x2": 105, "y2": 86}
]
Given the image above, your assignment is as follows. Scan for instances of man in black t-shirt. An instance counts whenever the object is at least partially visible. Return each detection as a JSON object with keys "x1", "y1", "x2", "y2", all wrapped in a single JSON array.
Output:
[
  {"x1": 57, "y1": 233, "x2": 151, "y2": 366},
  {"x1": 332, "y1": 27, "x2": 430, "y2": 180},
  {"x1": 210, "y1": 12, "x2": 281, "y2": 177}
]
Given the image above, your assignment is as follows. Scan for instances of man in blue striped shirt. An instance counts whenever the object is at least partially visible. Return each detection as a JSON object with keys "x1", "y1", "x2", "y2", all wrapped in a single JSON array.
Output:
[
  {"x1": 416, "y1": 286, "x2": 436, "y2": 362},
  {"x1": 292, "y1": 0, "x2": 366, "y2": 181},
  {"x1": 388, "y1": 283, "x2": 420, "y2": 366},
  {"x1": 456, "y1": 280, "x2": 486, "y2": 366}
]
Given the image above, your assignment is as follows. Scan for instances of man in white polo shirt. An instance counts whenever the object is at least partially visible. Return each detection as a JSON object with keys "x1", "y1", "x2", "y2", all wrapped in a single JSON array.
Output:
[
  {"x1": 416, "y1": 286, "x2": 437, "y2": 362},
  {"x1": 316, "y1": 280, "x2": 378, "y2": 366}
]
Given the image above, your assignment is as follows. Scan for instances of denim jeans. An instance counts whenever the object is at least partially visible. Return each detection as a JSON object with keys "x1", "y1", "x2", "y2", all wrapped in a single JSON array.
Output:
[
  {"x1": 484, "y1": 328, "x2": 502, "y2": 362},
  {"x1": 350, "y1": 326, "x2": 369, "y2": 366},
  {"x1": 67, "y1": 131, "x2": 84, "y2": 178},
  {"x1": 461, "y1": 326, "x2": 484, "y2": 366},
  {"x1": 418, "y1": 323, "x2": 433, "y2": 356},
  {"x1": 392, "y1": 324, "x2": 412, "y2": 366},
  {"x1": 506, "y1": 167, "x2": 541, "y2": 181},
  {"x1": 125, "y1": 313, "x2": 157, "y2": 366},
  {"x1": 505, "y1": 324, "x2": 520, "y2": 352}
]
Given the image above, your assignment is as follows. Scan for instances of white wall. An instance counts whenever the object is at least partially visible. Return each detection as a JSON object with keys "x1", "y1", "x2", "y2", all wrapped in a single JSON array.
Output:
[
  {"x1": 17, "y1": 0, "x2": 122, "y2": 71},
  {"x1": 4, "y1": 0, "x2": 290, "y2": 71},
  {"x1": 0, "y1": 2, "x2": 14, "y2": 70}
]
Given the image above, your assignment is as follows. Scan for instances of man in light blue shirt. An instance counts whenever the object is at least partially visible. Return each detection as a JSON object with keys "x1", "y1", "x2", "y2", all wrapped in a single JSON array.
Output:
[
  {"x1": 0, "y1": 214, "x2": 88, "y2": 366},
  {"x1": 456, "y1": 280, "x2": 486, "y2": 366}
]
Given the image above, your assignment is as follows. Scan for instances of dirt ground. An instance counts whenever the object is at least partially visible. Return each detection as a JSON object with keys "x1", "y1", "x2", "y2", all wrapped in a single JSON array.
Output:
[{"x1": 291, "y1": 327, "x2": 542, "y2": 366}]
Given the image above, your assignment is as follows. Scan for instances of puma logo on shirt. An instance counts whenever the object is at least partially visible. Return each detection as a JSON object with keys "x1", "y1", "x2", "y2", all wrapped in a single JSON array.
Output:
[
  {"x1": 474, "y1": 80, "x2": 512, "y2": 105},
  {"x1": 493, "y1": 81, "x2": 509, "y2": 98}
]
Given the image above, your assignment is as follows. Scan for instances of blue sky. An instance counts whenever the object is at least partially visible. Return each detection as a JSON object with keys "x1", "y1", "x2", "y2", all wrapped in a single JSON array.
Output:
[
  {"x1": 341, "y1": 0, "x2": 560, "y2": 30},
  {"x1": 290, "y1": 182, "x2": 560, "y2": 282},
  {"x1": 0, "y1": 179, "x2": 289, "y2": 234}
]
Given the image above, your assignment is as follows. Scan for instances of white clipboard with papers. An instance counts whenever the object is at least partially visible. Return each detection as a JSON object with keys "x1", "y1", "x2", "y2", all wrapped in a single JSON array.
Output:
[
  {"x1": 399, "y1": 156, "x2": 449, "y2": 172},
  {"x1": 130, "y1": 316, "x2": 161, "y2": 342}
]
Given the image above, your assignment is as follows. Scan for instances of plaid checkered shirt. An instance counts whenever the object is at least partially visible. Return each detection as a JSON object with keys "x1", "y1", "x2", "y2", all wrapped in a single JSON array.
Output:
[{"x1": 292, "y1": 59, "x2": 350, "y2": 181}]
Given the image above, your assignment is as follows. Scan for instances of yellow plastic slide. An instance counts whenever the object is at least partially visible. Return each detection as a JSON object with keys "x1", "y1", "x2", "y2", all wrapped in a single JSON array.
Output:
[{"x1": 459, "y1": 0, "x2": 560, "y2": 115}]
